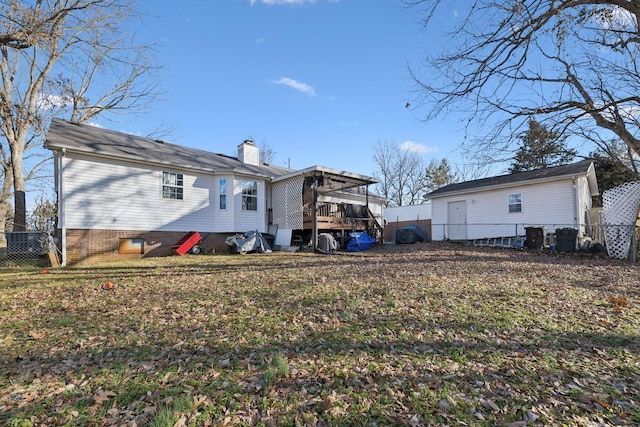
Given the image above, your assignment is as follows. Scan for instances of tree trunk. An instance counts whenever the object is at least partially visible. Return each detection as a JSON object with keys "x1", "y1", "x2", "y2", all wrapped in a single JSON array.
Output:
[
  {"x1": 11, "y1": 144, "x2": 25, "y2": 231},
  {"x1": 13, "y1": 190, "x2": 25, "y2": 231}
]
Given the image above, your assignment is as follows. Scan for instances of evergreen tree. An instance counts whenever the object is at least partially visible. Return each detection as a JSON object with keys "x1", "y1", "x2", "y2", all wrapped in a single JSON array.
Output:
[
  {"x1": 589, "y1": 141, "x2": 639, "y2": 205},
  {"x1": 425, "y1": 158, "x2": 457, "y2": 193},
  {"x1": 509, "y1": 119, "x2": 576, "y2": 173}
]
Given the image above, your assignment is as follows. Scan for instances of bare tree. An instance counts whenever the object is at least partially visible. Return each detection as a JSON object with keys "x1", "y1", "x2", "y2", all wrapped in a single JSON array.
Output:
[
  {"x1": 406, "y1": 1, "x2": 640, "y2": 167},
  {"x1": 28, "y1": 191, "x2": 56, "y2": 231},
  {"x1": 259, "y1": 139, "x2": 276, "y2": 165},
  {"x1": 372, "y1": 139, "x2": 426, "y2": 206},
  {"x1": 404, "y1": 155, "x2": 427, "y2": 205},
  {"x1": 0, "y1": 148, "x2": 12, "y2": 244},
  {"x1": 453, "y1": 163, "x2": 488, "y2": 183},
  {"x1": 372, "y1": 139, "x2": 395, "y2": 204},
  {"x1": 0, "y1": 0, "x2": 158, "y2": 231}
]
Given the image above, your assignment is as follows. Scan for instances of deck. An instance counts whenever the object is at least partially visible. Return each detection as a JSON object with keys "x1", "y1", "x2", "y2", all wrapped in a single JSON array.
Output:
[
  {"x1": 302, "y1": 215, "x2": 368, "y2": 231},
  {"x1": 302, "y1": 202, "x2": 371, "y2": 232}
]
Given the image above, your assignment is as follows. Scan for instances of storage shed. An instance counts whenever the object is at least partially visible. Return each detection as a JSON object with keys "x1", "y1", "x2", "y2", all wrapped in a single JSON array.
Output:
[{"x1": 427, "y1": 161, "x2": 599, "y2": 243}]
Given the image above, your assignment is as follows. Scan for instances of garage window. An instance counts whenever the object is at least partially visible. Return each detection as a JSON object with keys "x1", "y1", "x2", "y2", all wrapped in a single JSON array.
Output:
[{"x1": 508, "y1": 193, "x2": 522, "y2": 213}]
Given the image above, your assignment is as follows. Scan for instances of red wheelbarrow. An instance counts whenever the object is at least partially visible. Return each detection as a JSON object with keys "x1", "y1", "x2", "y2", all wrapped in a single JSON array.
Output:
[{"x1": 171, "y1": 231, "x2": 203, "y2": 255}]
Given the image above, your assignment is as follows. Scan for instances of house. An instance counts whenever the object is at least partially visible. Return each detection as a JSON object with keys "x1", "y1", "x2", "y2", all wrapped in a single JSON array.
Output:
[
  {"x1": 427, "y1": 160, "x2": 599, "y2": 244},
  {"x1": 45, "y1": 119, "x2": 383, "y2": 265}
]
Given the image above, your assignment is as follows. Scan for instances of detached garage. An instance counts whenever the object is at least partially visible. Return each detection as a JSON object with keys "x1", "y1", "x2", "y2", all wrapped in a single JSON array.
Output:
[{"x1": 427, "y1": 161, "x2": 599, "y2": 243}]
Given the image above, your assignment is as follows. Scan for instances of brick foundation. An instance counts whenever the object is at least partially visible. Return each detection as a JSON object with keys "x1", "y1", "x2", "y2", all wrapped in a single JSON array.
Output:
[{"x1": 62, "y1": 229, "x2": 233, "y2": 265}]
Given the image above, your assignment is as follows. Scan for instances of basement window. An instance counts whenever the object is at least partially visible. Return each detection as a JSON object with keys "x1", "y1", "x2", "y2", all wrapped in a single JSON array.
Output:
[
  {"x1": 118, "y1": 238, "x2": 144, "y2": 254},
  {"x1": 508, "y1": 193, "x2": 522, "y2": 213},
  {"x1": 162, "y1": 172, "x2": 183, "y2": 200}
]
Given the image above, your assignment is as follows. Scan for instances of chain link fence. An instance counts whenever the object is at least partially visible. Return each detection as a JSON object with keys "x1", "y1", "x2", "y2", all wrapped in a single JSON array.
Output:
[
  {"x1": 2, "y1": 223, "x2": 638, "y2": 267},
  {"x1": 430, "y1": 222, "x2": 639, "y2": 261},
  {"x1": 0, "y1": 231, "x2": 59, "y2": 268}
]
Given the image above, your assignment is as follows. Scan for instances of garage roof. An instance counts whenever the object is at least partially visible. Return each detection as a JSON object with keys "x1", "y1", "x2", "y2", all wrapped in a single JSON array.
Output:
[{"x1": 427, "y1": 160, "x2": 598, "y2": 198}]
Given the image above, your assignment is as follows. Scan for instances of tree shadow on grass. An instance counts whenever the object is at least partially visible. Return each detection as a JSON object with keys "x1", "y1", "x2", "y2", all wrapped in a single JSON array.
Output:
[
  {"x1": 2, "y1": 243, "x2": 639, "y2": 423},
  {"x1": 2, "y1": 297, "x2": 639, "y2": 425}
]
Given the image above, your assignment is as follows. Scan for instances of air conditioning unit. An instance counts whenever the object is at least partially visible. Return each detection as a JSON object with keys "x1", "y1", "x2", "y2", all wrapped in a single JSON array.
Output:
[{"x1": 6, "y1": 232, "x2": 46, "y2": 255}]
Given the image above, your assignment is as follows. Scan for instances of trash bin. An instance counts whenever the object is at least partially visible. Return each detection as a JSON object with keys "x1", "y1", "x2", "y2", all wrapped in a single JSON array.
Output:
[
  {"x1": 525, "y1": 226, "x2": 547, "y2": 249},
  {"x1": 556, "y1": 227, "x2": 578, "y2": 252}
]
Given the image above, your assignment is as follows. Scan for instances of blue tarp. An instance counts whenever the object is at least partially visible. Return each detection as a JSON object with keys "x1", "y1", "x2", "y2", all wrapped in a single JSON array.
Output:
[{"x1": 346, "y1": 232, "x2": 376, "y2": 252}]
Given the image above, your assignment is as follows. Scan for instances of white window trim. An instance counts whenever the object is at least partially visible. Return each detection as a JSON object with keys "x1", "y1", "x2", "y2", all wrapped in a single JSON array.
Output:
[
  {"x1": 508, "y1": 193, "x2": 522, "y2": 213},
  {"x1": 162, "y1": 171, "x2": 184, "y2": 200},
  {"x1": 241, "y1": 180, "x2": 258, "y2": 211},
  {"x1": 219, "y1": 178, "x2": 227, "y2": 210}
]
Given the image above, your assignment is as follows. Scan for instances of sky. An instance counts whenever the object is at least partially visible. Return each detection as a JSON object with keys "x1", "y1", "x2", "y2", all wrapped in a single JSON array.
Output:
[{"x1": 98, "y1": 0, "x2": 469, "y2": 179}]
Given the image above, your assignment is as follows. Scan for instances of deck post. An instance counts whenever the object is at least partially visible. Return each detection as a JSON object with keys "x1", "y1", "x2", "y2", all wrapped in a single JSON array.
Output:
[
  {"x1": 312, "y1": 176, "x2": 318, "y2": 252},
  {"x1": 365, "y1": 185, "x2": 369, "y2": 232}
]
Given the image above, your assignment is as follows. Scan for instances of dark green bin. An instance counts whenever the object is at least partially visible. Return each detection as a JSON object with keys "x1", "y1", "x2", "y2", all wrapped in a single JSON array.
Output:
[{"x1": 556, "y1": 228, "x2": 578, "y2": 252}]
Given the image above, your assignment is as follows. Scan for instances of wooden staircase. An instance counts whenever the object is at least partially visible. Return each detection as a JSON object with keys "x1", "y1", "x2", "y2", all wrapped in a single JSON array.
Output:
[{"x1": 367, "y1": 207, "x2": 384, "y2": 243}]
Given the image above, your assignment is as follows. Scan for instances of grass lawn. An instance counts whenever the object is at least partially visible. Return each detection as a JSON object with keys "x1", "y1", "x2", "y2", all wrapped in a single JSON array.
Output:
[{"x1": 0, "y1": 242, "x2": 639, "y2": 426}]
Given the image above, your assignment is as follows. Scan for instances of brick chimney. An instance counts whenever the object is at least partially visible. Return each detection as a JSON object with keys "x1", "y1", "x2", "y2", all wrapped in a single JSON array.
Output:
[{"x1": 238, "y1": 139, "x2": 259, "y2": 165}]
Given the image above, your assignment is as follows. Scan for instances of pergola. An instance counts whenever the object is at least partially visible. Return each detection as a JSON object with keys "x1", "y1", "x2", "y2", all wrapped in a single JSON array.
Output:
[{"x1": 272, "y1": 166, "x2": 378, "y2": 252}]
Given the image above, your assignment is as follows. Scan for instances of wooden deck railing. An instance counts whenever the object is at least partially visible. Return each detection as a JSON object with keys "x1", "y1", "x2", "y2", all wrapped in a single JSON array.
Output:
[{"x1": 302, "y1": 203, "x2": 383, "y2": 238}]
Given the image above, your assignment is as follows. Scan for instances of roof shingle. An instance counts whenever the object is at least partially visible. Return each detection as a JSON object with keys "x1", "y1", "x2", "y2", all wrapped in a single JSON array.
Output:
[
  {"x1": 427, "y1": 160, "x2": 595, "y2": 198},
  {"x1": 45, "y1": 118, "x2": 291, "y2": 178}
]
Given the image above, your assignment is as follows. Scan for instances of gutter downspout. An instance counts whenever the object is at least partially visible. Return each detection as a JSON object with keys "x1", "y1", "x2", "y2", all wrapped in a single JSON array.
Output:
[
  {"x1": 572, "y1": 177, "x2": 579, "y2": 230},
  {"x1": 60, "y1": 149, "x2": 67, "y2": 266}
]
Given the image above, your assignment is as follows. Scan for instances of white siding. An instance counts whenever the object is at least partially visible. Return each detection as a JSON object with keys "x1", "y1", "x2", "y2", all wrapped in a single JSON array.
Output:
[
  {"x1": 63, "y1": 155, "x2": 216, "y2": 231},
  {"x1": 431, "y1": 179, "x2": 582, "y2": 241},
  {"x1": 431, "y1": 199, "x2": 448, "y2": 241},
  {"x1": 211, "y1": 175, "x2": 269, "y2": 233},
  {"x1": 576, "y1": 176, "x2": 593, "y2": 234},
  {"x1": 384, "y1": 203, "x2": 432, "y2": 222},
  {"x1": 212, "y1": 175, "x2": 235, "y2": 232},
  {"x1": 233, "y1": 178, "x2": 267, "y2": 233}
]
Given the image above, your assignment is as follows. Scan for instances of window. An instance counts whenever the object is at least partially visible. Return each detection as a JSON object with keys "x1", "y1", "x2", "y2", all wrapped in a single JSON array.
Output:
[
  {"x1": 241, "y1": 180, "x2": 257, "y2": 211},
  {"x1": 219, "y1": 178, "x2": 227, "y2": 210},
  {"x1": 508, "y1": 193, "x2": 522, "y2": 213},
  {"x1": 162, "y1": 171, "x2": 183, "y2": 200}
]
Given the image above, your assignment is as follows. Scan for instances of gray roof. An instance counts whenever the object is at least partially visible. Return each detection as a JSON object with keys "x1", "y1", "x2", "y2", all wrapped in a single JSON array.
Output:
[
  {"x1": 427, "y1": 160, "x2": 597, "y2": 198},
  {"x1": 45, "y1": 118, "x2": 292, "y2": 179}
]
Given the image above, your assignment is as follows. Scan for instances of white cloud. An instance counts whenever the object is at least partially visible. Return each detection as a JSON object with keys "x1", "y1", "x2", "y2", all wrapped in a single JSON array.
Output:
[
  {"x1": 597, "y1": 6, "x2": 635, "y2": 30},
  {"x1": 272, "y1": 77, "x2": 316, "y2": 96},
  {"x1": 37, "y1": 93, "x2": 69, "y2": 110},
  {"x1": 399, "y1": 141, "x2": 437, "y2": 154}
]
